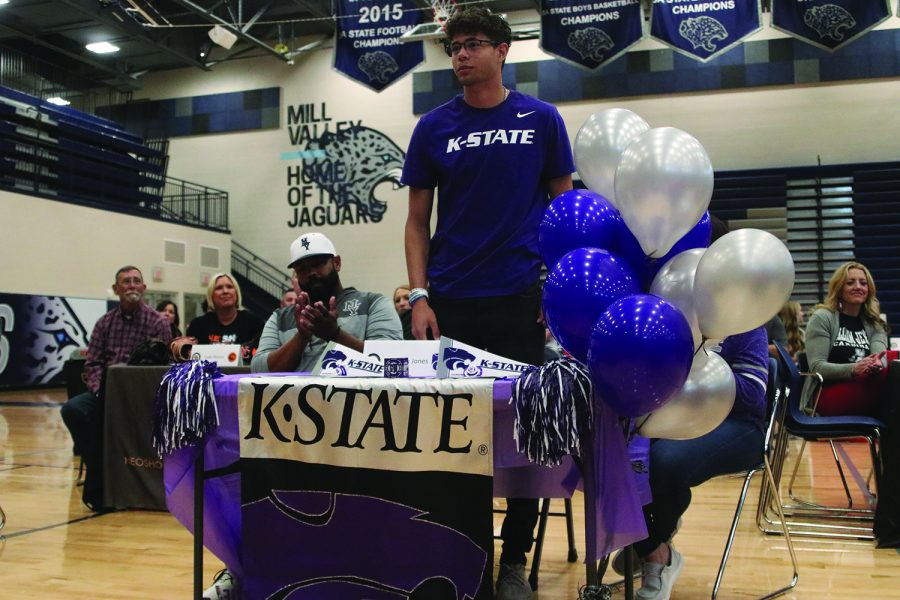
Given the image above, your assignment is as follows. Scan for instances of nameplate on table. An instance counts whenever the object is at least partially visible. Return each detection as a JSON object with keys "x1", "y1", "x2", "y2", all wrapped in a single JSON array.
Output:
[
  {"x1": 364, "y1": 340, "x2": 440, "y2": 377},
  {"x1": 190, "y1": 344, "x2": 241, "y2": 366}
]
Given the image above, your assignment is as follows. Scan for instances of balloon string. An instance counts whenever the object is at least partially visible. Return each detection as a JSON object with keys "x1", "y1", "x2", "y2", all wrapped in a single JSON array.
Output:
[{"x1": 693, "y1": 338, "x2": 708, "y2": 358}]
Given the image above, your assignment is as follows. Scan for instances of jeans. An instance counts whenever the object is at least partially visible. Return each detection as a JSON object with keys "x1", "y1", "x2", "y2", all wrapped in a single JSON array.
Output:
[
  {"x1": 61, "y1": 390, "x2": 106, "y2": 510},
  {"x1": 633, "y1": 417, "x2": 764, "y2": 557},
  {"x1": 430, "y1": 282, "x2": 545, "y2": 565}
]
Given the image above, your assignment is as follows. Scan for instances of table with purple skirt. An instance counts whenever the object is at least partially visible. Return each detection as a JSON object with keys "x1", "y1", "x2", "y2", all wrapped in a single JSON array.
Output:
[{"x1": 162, "y1": 373, "x2": 649, "y2": 591}]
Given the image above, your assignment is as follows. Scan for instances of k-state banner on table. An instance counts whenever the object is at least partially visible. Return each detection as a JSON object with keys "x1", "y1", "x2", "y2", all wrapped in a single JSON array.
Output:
[
  {"x1": 238, "y1": 376, "x2": 495, "y2": 600},
  {"x1": 650, "y1": 0, "x2": 761, "y2": 62},
  {"x1": 540, "y1": 0, "x2": 644, "y2": 70},
  {"x1": 771, "y1": 0, "x2": 892, "y2": 52},
  {"x1": 335, "y1": 0, "x2": 425, "y2": 91}
]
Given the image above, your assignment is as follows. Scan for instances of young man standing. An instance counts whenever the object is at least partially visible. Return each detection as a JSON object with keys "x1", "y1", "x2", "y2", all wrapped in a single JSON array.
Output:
[{"x1": 401, "y1": 8, "x2": 574, "y2": 599}]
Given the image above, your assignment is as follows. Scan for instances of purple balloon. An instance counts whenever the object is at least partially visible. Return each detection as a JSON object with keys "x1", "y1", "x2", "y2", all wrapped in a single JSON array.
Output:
[
  {"x1": 616, "y1": 212, "x2": 711, "y2": 291},
  {"x1": 539, "y1": 189, "x2": 624, "y2": 269},
  {"x1": 587, "y1": 294, "x2": 694, "y2": 417},
  {"x1": 543, "y1": 248, "x2": 640, "y2": 363}
]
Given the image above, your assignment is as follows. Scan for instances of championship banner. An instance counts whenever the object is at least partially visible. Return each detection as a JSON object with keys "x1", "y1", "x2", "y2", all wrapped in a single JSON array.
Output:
[
  {"x1": 436, "y1": 337, "x2": 533, "y2": 378},
  {"x1": 334, "y1": 0, "x2": 425, "y2": 92},
  {"x1": 539, "y1": 0, "x2": 644, "y2": 70},
  {"x1": 0, "y1": 292, "x2": 108, "y2": 388},
  {"x1": 771, "y1": 0, "x2": 892, "y2": 52},
  {"x1": 239, "y1": 376, "x2": 495, "y2": 599},
  {"x1": 650, "y1": 0, "x2": 761, "y2": 62}
]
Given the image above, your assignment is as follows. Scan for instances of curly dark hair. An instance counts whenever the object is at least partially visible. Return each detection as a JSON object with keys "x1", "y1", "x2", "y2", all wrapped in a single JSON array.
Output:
[{"x1": 444, "y1": 7, "x2": 512, "y2": 45}]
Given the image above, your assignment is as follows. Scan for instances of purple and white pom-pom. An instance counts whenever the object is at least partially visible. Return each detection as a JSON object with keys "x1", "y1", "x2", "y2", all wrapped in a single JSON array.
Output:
[
  {"x1": 511, "y1": 358, "x2": 594, "y2": 466},
  {"x1": 152, "y1": 360, "x2": 223, "y2": 457}
]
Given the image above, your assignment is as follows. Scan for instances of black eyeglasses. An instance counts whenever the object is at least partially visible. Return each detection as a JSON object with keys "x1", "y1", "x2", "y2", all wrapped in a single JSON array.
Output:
[{"x1": 444, "y1": 38, "x2": 502, "y2": 57}]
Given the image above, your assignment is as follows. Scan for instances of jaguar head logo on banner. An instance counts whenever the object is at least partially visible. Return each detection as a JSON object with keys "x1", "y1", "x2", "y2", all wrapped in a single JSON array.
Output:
[
  {"x1": 540, "y1": 0, "x2": 644, "y2": 70},
  {"x1": 334, "y1": 0, "x2": 425, "y2": 91},
  {"x1": 357, "y1": 50, "x2": 400, "y2": 84},
  {"x1": 771, "y1": 0, "x2": 891, "y2": 51},
  {"x1": 650, "y1": 0, "x2": 762, "y2": 62},
  {"x1": 678, "y1": 15, "x2": 728, "y2": 53}
]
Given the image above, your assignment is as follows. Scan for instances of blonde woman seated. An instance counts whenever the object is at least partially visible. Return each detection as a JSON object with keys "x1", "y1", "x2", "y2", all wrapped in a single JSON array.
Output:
[
  {"x1": 172, "y1": 273, "x2": 265, "y2": 363},
  {"x1": 804, "y1": 261, "x2": 890, "y2": 417}
]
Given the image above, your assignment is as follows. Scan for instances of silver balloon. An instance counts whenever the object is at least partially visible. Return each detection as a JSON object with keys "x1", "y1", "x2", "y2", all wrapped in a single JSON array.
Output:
[
  {"x1": 649, "y1": 248, "x2": 705, "y2": 351},
  {"x1": 694, "y1": 229, "x2": 795, "y2": 339},
  {"x1": 614, "y1": 127, "x2": 713, "y2": 258},
  {"x1": 637, "y1": 351, "x2": 735, "y2": 440},
  {"x1": 573, "y1": 109, "x2": 650, "y2": 206}
]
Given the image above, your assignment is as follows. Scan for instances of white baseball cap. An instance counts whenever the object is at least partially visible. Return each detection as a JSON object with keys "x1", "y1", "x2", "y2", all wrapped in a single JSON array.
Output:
[{"x1": 288, "y1": 232, "x2": 337, "y2": 268}]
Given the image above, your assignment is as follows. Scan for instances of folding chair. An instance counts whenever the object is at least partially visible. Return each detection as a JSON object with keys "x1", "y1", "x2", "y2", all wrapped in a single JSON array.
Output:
[
  {"x1": 762, "y1": 341, "x2": 883, "y2": 540},
  {"x1": 713, "y1": 357, "x2": 799, "y2": 600},
  {"x1": 782, "y1": 353, "x2": 853, "y2": 506}
]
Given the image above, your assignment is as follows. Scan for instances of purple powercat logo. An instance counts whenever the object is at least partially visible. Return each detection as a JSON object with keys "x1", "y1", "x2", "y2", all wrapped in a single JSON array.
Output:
[
  {"x1": 243, "y1": 490, "x2": 486, "y2": 600},
  {"x1": 321, "y1": 349, "x2": 348, "y2": 376},
  {"x1": 442, "y1": 348, "x2": 482, "y2": 377}
]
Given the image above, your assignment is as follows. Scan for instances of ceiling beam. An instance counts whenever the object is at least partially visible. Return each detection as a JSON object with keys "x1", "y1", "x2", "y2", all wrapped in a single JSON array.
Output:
[
  {"x1": 168, "y1": 0, "x2": 290, "y2": 61},
  {"x1": 56, "y1": 0, "x2": 211, "y2": 71},
  {"x1": 0, "y1": 20, "x2": 143, "y2": 90}
]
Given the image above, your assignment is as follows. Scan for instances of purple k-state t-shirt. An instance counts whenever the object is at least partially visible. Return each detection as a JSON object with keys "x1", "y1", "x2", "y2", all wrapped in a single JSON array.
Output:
[{"x1": 401, "y1": 90, "x2": 574, "y2": 298}]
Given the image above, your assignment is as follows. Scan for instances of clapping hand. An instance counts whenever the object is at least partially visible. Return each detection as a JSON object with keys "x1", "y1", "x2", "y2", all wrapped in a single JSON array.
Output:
[{"x1": 295, "y1": 292, "x2": 339, "y2": 341}]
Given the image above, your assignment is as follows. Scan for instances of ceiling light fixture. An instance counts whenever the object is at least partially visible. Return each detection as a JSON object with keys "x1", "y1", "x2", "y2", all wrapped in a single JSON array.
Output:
[
  {"x1": 86, "y1": 41, "x2": 120, "y2": 54},
  {"x1": 208, "y1": 25, "x2": 237, "y2": 50},
  {"x1": 46, "y1": 97, "x2": 71, "y2": 106}
]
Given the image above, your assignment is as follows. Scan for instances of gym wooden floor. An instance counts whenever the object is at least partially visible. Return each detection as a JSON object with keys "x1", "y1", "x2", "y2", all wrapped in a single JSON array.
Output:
[{"x1": 2, "y1": 387, "x2": 898, "y2": 599}]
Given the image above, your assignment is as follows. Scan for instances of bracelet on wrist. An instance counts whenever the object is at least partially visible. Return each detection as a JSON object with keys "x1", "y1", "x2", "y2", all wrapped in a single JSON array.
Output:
[{"x1": 409, "y1": 287, "x2": 429, "y2": 306}]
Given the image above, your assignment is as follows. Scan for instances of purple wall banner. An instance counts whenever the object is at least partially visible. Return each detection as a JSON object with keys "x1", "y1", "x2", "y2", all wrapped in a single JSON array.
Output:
[
  {"x1": 0, "y1": 293, "x2": 107, "y2": 388},
  {"x1": 540, "y1": 0, "x2": 644, "y2": 70},
  {"x1": 771, "y1": 0, "x2": 892, "y2": 52},
  {"x1": 334, "y1": 0, "x2": 425, "y2": 91},
  {"x1": 650, "y1": 0, "x2": 762, "y2": 62}
]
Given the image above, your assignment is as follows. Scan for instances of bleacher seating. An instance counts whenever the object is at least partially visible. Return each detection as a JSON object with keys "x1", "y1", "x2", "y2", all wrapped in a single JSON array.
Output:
[
  {"x1": 0, "y1": 85, "x2": 166, "y2": 208},
  {"x1": 710, "y1": 162, "x2": 900, "y2": 335}
]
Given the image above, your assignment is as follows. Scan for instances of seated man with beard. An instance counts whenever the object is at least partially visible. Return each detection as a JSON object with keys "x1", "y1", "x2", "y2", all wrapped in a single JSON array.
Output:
[
  {"x1": 205, "y1": 233, "x2": 403, "y2": 599},
  {"x1": 250, "y1": 232, "x2": 403, "y2": 373}
]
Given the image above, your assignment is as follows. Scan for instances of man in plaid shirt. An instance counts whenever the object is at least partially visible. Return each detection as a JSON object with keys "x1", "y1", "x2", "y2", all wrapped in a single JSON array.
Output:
[{"x1": 61, "y1": 265, "x2": 171, "y2": 511}]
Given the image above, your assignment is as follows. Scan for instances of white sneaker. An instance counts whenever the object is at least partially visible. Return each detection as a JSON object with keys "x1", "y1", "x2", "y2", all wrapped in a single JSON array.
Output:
[
  {"x1": 612, "y1": 517, "x2": 682, "y2": 578},
  {"x1": 203, "y1": 569, "x2": 240, "y2": 600},
  {"x1": 635, "y1": 546, "x2": 683, "y2": 600}
]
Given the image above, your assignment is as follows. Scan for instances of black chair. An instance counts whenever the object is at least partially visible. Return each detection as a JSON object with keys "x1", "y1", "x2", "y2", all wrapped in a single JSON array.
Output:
[
  {"x1": 493, "y1": 497, "x2": 578, "y2": 590},
  {"x1": 763, "y1": 341, "x2": 883, "y2": 540},
  {"x1": 713, "y1": 357, "x2": 799, "y2": 600}
]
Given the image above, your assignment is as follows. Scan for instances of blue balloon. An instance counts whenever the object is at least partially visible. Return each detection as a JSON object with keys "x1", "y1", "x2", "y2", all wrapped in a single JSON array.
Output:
[
  {"x1": 616, "y1": 212, "x2": 711, "y2": 291},
  {"x1": 539, "y1": 189, "x2": 624, "y2": 269},
  {"x1": 587, "y1": 294, "x2": 694, "y2": 417},
  {"x1": 543, "y1": 248, "x2": 640, "y2": 363}
]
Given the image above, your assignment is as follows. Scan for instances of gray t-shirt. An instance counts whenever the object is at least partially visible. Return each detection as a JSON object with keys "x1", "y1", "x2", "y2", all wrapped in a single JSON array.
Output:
[{"x1": 250, "y1": 287, "x2": 403, "y2": 373}]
